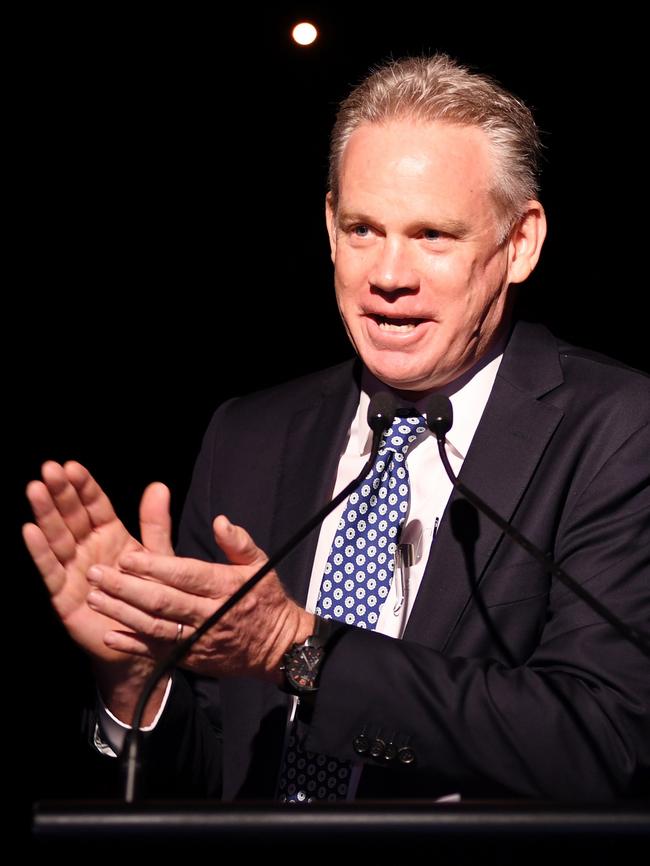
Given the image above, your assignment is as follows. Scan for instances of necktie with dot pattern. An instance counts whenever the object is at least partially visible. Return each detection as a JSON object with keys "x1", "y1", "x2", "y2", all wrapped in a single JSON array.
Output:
[{"x1": 278, "y1": 414, "x2": 427, "y2": 803}]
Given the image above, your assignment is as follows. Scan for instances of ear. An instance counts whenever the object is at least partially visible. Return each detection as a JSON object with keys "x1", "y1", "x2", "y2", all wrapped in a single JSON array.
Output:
[
  {"x1": 507, "y1": 201, "x2": 547, "y2": 285},
  {"x1": 325, "y1": 192, "x2": 337, "y2": 263}
]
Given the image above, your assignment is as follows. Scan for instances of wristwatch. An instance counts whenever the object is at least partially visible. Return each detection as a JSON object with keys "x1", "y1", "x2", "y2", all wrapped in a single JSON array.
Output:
[{"x1": 280, "y1": 616, "x2": 341, "y2": 695}]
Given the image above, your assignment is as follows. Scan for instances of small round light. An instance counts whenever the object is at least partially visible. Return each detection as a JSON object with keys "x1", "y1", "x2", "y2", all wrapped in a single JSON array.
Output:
[{"x1": 292, "y1": 22, "x2": 317, "y2": 46}]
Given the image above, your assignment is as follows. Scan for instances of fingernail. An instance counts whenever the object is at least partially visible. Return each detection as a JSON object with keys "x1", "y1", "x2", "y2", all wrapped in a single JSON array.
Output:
[
  {"x1": 87, "y1": 590, "x2": 102, "y2": 606},
  {"x1": 87, "y1": 566, "x2": 103, "y2": 584},
  {"x1": 120, "y1": 555, "x2": 135, "y2": 570}
]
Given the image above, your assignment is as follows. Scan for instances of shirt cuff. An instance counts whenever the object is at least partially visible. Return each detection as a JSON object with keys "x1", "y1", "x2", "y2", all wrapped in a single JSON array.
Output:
[{"x1": 94, "y1": 675, "x2": 174, "y2": 757}]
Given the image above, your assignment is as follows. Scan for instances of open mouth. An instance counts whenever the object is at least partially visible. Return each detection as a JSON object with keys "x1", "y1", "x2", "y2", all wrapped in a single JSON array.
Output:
[{"x1": 369, "y1": 314, "x2": 426, "y2": 332}]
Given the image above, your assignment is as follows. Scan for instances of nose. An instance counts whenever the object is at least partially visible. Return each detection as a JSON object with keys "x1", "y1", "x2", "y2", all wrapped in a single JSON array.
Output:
[{"x1": 367, "y1": 236, "x2": 418, "y2": 294}]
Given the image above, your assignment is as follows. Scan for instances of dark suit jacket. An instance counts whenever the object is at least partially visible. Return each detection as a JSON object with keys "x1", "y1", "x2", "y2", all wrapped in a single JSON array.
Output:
[{"x1": 133, "y1": 321, "x2": 650, "y2": 802}]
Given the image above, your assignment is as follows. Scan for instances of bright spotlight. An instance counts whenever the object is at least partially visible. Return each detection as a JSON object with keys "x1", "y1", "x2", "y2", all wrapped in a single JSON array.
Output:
[{"x1": 292, "y1": 22, "x2": 318, "y2": 46}]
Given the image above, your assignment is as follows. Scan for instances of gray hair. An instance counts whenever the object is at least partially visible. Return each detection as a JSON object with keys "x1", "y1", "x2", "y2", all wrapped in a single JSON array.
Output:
[{"x1": 328, "y1": 55, "x2": 543, "y2": 242}]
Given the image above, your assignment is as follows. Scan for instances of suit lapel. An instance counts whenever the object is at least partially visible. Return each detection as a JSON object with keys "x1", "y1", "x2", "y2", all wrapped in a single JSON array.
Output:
[
  {"x1": 269, "y1": 360, "x2": 361, "y2": 606},
  {"x1": 404, "y1": 323, "x2": 565, "y2": 650}
]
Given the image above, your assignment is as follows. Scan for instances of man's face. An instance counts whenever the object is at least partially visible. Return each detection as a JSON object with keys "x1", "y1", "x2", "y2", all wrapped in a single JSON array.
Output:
[{"x1": 326, "y1": 119, "x2": 518, "y2": 394}]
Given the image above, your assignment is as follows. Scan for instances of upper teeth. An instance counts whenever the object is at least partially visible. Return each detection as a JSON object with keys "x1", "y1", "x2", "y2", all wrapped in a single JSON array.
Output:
[{"x1": 378, "y1": 320, "x2": 416, "y2": 331}]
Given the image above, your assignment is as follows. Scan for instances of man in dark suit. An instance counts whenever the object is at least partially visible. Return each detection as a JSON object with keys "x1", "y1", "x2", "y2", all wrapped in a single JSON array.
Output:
[{"x1": 24, "y1": 55, "x2": 650, "y2": 801}]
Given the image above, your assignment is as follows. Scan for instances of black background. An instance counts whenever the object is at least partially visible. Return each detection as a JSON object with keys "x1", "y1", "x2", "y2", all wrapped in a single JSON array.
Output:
[{"x1": 11, "y1": 6, "x2": 648, "y2": 824}]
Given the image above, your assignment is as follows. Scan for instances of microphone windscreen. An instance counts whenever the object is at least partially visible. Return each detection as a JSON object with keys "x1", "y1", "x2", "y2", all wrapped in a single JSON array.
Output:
[
  {"x1": 368, "y1": 391, "x2": 398, "y2": 435},
  {"x1": 424, "y1": 394, "x2": 453, "y2": 437}
]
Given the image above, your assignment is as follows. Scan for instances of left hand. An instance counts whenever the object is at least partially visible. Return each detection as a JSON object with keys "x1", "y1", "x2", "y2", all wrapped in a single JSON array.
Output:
[{"x1": 84, "y1": 514, "x2": 315, "y2": 682}]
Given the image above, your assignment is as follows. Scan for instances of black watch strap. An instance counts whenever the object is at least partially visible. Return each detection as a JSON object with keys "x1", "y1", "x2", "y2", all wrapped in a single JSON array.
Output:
[
  {"x1": 309, "y1": 614, "x2": 342, "y2": 649},
  {"x1": 280, "y1": 615, "x2": 345, "y2": 698}
]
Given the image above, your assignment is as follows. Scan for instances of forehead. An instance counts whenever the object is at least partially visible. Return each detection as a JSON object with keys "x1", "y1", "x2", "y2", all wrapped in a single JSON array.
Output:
[{"x1": 338, "y1": 119, "x2": 496, "y2": 223}]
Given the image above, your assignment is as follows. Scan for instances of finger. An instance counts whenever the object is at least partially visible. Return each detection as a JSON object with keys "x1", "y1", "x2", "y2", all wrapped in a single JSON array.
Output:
[
  {"x1": 139, "y1": 482, "x2": 174, "y2": 556},
  {"x1": 63, "y1": 460, "x2": 123, "y2": 531},
  {"x1": 213, "y1": 515, "x2": 268, "y2": 568},
  {"x1": 26, "y1": 473, "x2": 84, "y2": 566},
  {"x1": 103, "y1": 630, "x2": 159, "y2": 657},
  {"x1": 22, "y1": 521, "x2": 69, "y2": 600},
  {"x1": 116, "y1": 552, "x2": 233, "y2": 597},
  {"x1": 87, "y1": 564, "x2": 217, "y2": 626},
  {"x1": 40, "y1": 461, "x2": 93, "y2": 542},
  {"x1": 87, "y1": 587, "x2": 196, "y2": 642}
]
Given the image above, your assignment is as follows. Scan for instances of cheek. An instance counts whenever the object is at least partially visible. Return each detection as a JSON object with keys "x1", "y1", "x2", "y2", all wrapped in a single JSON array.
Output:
[
  {"x1": 417, "y1": 268, "x2": 470, "y2": 324},
  {"x1": 421, "y1": 255, "x2": 473, "y2": 299},
  {"x1": 429, "y1": 257, "x2": 496, "y2": 311},
  {"x1": 334, "y1": 276, "x2": 359, "y2": 329},
  {"x1": 334, "y1": 276, "x2": 353, "y2": 311},
  {"x1": 334, "y1": 254, "x2": 368, "y2": 301}
]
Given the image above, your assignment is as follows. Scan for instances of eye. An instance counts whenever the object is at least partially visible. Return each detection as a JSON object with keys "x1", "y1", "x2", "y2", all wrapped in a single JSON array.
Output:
[
  {"x1": 352, "y1": 224, "x2": 371, "y2": 237},
  {"x1": 422, "y1": 228, "x2": 442, "y2": 241}
]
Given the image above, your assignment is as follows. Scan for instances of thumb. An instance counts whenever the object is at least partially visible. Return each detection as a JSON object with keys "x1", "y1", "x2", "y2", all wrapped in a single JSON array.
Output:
[
  {"x1": 139, "y1": 482, "x2": 174, "y2": 555},
  {"x1": 213, "y1": 515, "x2": 268, "y2": 568}
]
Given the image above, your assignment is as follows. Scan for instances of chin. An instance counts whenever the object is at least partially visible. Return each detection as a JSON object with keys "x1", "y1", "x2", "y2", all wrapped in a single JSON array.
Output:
[{"x1": 368, "y1": 361, "x2": 438, "y2": 394}]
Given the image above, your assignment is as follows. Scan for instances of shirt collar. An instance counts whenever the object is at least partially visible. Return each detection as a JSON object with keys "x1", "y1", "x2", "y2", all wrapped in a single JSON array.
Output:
[{"x1": 352, "y1": 342, "x2": 505, "y2": 459}]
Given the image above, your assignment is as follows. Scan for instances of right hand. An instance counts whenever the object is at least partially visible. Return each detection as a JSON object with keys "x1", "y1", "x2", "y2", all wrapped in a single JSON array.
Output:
[{"x1": 23, "y1": 460, "x2": 173, "y2": 666}]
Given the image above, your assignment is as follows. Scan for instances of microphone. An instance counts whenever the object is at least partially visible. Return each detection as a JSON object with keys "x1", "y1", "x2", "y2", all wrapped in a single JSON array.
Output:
[
  {"x1": 423, "y1": 394, "x2": 650, "y2": 659},
  {"x1": 123, "y1": 390, "x2": 399, "y2": 802},
  {"x1": 368, "y1": 390, "x2": 400, "y2": 436}
]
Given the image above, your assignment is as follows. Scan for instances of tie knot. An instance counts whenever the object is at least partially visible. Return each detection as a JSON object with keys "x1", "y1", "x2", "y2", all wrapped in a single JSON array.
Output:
[{"x1": 380, "y1": 414, "x2": 428, "y2": 456}]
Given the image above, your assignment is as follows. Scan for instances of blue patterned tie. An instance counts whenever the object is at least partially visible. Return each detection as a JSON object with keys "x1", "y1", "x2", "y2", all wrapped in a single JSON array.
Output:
[{"x1": 278, "y1": 413, "x2": 427, "y2": 803}]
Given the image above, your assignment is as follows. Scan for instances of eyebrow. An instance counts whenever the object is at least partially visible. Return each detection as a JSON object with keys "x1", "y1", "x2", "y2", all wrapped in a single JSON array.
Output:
[{"x1": 337, "y1": 210, "x2": 471, "y2": 238}]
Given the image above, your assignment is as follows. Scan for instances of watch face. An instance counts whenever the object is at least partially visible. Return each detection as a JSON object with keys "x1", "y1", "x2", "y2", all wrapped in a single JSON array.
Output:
[{"x1": 284, "y1": 644, "x2": 324, "y2": 692}]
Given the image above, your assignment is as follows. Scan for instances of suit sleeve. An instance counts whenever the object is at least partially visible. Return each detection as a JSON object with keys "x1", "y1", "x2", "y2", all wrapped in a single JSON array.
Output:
[{"x1": 306, "y1": 421, "x2": 650, "y2": 800}]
